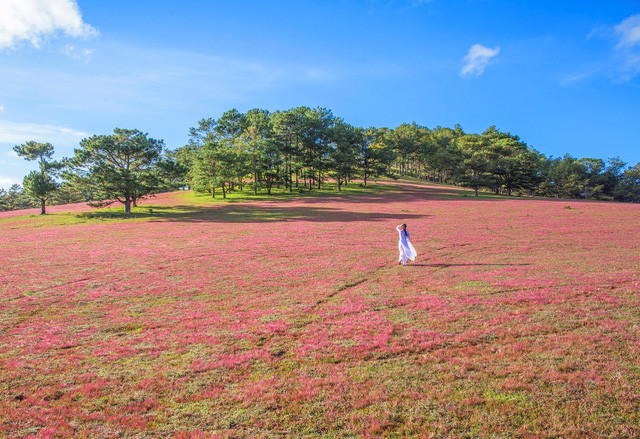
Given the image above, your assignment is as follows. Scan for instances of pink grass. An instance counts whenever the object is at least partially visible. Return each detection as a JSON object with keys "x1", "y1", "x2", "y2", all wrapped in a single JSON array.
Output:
[{"x1": 1, "y1": 182, "x2": 639, "y2": 437}]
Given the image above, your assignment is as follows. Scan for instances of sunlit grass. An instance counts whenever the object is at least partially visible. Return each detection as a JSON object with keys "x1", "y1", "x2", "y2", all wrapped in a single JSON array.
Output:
[{"x1": 1, "y1": 179, "x2": 639, "y2": 437}]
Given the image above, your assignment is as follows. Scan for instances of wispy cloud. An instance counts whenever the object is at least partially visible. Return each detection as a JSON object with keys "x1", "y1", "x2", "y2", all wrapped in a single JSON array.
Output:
[
  {"x1": 0, "y1": 0, "x2": 97, "y2": 50},
  {"x1": 461, "y1": 44, "x2": 500, "y2": 77},
  {"x1": 0, "y1": 39, "x2": 384, "y2": 118},
  {"x1": 63, "y1": 44, "x2": 94, "y2": 62},
  {"x1": 576, "y1": 14, "x2": 640, "y2": 84},
  {"x1": 614, "y1": 14, "x2": 640, "y2": 49},
  {"x1": 612, "y1": 14, "x2": 640, "y2": 81},
  {"x1": 2, "y1": 149, "x2": 19, "y2": 159},
  {"x1": 0, "y1": 104, "x2": 4, "y2": 112},
  {"x1": 560, "y1": 67, "x2": 606, "y2": 86},
  {"x1": 0, "y1": 120, "x2": 89, "y2": 145}
]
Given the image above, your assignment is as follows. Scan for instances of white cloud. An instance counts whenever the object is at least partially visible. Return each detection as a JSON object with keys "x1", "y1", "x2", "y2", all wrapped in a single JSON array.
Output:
[
  {"x1": 615, "y1": 14, "x2": 640, "y2": 49},
  {"x1": 461, "y1": 44, "x2": 500, "y2": 77},
  {"x1": 560, "y1": 67, "x2": 604, "y2": 86},
  {"x1": 0, "y1": 104, "x2": 4, "y2": 112},
  {"x1": 63, "y1": 43, "x2": 93, "y2": 62},
  {"x1": 576, "y1": 15, "x2": 640, "y2": 84},
  {"x1": 0, "y1": 0, "x2": 97, "y2": 49},
  {"x1": 612, "y1": 14, "x2": 640, "y2": 81},
  {"x1": 0, "y1": 120, "x2": 89, "y2": 145},
  {"x1": 0, "y1": 176, "x2": 22, "y2": 189}
]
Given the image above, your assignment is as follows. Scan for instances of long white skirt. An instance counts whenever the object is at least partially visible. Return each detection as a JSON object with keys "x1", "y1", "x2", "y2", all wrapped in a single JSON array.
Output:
[{"x1": 398, "y1": 240, "x2": 417, "y2": 265}]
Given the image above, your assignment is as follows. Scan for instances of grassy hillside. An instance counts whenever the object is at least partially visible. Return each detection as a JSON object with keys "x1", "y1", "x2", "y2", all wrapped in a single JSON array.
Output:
[{"x1": 1, "y1": 180, "x2": 638, "y2": 438}]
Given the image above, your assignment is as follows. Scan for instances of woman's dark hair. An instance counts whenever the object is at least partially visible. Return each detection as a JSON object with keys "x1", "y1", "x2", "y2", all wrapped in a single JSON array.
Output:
[{"x1": 402, "y1": 223, "x2": 408, "y2": 237}]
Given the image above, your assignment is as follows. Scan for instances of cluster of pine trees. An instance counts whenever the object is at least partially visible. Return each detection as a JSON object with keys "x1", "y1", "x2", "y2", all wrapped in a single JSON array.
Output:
[
  {"x1": 0, "y1": 183, "x2": 88, "y2": 212},
  {"x1": 3, "y1": 106, "x2": 640, "y2": 213},
  {"x1": 175, "y1": 106, "x2": 640, "y2": 202},
  {"x1": 174, "y1": 107, "x2": 391, "y2": 197}
]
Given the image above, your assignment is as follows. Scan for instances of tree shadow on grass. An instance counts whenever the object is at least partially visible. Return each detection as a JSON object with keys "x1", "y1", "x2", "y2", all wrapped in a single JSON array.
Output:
[
  {"x1": 77, "y1": 203, "x2": 428, "y2": 224},
  {"x1": 182, "y1": 183, "x2": 400, "y2": 207},
  {"x1": 289, "y1": 182, "x2": 487, "y2": 204},
  {"x1": 295, "y1": 184, "x2": 401, "y2": 205},
  {"x1": 73, "y1": 179, "x2": 520, "y2": 224},
  {"x1": 389, "y1": 184, "x2": 512, "y2": 201}
]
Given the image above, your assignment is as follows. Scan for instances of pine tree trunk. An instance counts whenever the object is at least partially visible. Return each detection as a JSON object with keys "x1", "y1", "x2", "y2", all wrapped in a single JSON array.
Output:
[
  {"x1": 40, "y1": 199, "x2": 46, "y2": 215},
  {"x1": 289, "y1": 161, "x2": 293, "y2": 193}
]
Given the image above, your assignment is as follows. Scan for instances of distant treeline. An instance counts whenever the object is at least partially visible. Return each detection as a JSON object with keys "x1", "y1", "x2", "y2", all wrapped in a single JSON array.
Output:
[
  {"x1": 3, "y1": 106, "x2": 640, "y2": 213},
  {"x1": 0, "y1": 182, "x2": 88, "y2": 212}
]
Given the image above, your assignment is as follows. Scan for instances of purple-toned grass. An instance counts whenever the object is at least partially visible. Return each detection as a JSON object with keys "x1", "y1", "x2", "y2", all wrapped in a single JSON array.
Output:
[{"x1": 1, "y1": 182, "x2": 639, "y2": 438}]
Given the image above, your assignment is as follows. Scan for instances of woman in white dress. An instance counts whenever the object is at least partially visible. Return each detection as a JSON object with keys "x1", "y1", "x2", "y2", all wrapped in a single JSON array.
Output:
[{"x1": 396, "y1": 223, "x2": 417, "y2": 266}]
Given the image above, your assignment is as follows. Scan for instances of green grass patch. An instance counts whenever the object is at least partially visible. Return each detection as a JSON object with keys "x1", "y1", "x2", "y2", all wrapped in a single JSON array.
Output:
[{"x1": 179, "y1": 180, "x2": 396, "y2": 203}]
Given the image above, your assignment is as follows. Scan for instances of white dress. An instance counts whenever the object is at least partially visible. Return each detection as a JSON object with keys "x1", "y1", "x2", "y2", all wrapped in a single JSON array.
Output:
[{"x1": 396, "y1": 225, "x2": 417, "y2": 265}]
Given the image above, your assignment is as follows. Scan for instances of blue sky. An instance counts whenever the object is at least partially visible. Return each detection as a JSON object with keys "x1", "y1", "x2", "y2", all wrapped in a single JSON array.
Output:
[{"x1": 1, "y1": 0, "x2": 639, "y2": 188}]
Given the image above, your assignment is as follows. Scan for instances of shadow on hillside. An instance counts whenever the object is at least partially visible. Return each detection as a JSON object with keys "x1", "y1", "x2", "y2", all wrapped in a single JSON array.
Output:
[
  {"x1": 74, "y1": 180, "x2": 524, "y2": 223},
  {"x1": 389, "y1": 183, "x2": 510, "y2": 201},
  {"x1": 78, "y1": 203, "x2": 427, "y2": 224},
  {"x1": 294, "y1": 184, "x2": 400, "y2": 204},
  {"x1": 207, "y1": 181, "x2": 507, "y2": 206}
]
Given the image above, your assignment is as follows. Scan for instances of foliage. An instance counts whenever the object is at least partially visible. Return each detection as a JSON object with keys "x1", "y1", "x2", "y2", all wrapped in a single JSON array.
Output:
[
  {"x1": 0, "y1": 181, "x2": 92, "y2": 213},
  {"x1": 12, "y1": 141, "x2": 54, "y2": 165},
  {"x1": 5, "y1": 109, "x2": 640, "y2": 208},
  {"x1": 13, "y1": 141, "x2": 61, "y2": 214},
  {"x1": 0, "y1": 184, "x2": 39, "y2": 211},
  {"x1": 616, "y1": 163, "x2": 640, "y2": 202},
  {"x1": 22, "y1": 171, "x2": 58, "y2": 214},
  {"x1": 329, "y1": 120, "x2": 361, "y2": 191},
  {"x1": 184, "y1": 107, "x2": 395, "y2": 198},
  {"x1": 537, "y1": 154, "x2": 631, "y2": 201},
  {"x1": 360, "y1": 127, "x2": 394, "y2": 185},
  {"x1": 64, "y1": 128, "x2": 182, "y2": 214},
  {"x1": 456, "y1": 133, "x2": 493, "y2": 196}
]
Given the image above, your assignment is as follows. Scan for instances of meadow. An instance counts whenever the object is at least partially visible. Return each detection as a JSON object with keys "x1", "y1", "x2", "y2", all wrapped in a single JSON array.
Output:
[{"x1": 0, "y1": 180, "x2": 639, "y2": 438}]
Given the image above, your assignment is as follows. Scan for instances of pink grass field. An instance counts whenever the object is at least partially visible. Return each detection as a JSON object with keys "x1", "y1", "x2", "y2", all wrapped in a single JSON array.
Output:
[{"x1": 1, "y1": 181, "x2": 639, "y2": 438}]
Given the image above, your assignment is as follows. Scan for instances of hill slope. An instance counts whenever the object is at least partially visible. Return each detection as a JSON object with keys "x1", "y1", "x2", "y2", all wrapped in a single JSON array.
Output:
[{"x1": 1, "y1": 181, "x2": 639, "y2": 437}]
